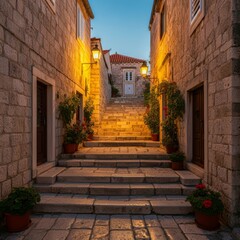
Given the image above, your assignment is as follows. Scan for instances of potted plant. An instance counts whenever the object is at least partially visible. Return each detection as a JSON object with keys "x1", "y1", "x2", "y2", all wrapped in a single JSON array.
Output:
[
  {"x1": 143, "y1": 86, "x2": 160, "y2": 141},
  {"x1": 161, "y1": 118, "x2": 179, "y2": 153},
  {"x1": 84, "y1": 98, "x2": 95, "y2": 140},
  {"x1": 169, "y1": 151, "x2": 185, "y2": 170},
  {"x1": 63, "y1": 124, "x2": 86, "y2": 153},
  {"x1": 143, "y1": 82, "x2": 150, "y2": 107},
  {"x1": 186, "y1": 183, "x2": 224, "y2": 230},
  {"x1": 0, "y1": 187, "x2": 40, "y2": 232},
  {"x1": 158, "y1": 81, "x2": 185, "y2": 152}
]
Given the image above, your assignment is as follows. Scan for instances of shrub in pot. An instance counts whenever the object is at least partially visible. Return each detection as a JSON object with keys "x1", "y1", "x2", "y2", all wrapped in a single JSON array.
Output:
[
  {"x1": 169, "y1": 151, "x2": 185, "y2": 170},
  {"x1": 84, "y1": 98, "x2": 95, "y2": 140},
  {"x1": 0, "y1": 187, "x2": 40, "y2": 232}
]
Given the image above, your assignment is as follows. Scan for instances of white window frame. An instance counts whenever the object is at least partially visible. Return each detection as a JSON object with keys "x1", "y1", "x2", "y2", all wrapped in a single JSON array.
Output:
[
  {"x1": 77, "y1": 3, "x2": 85, "y2": 42},
  {"x1": 45, "y1": 0, "x2": 56, "y2": 13},
  {"x1": 190, "y1": 0, "x2": 205, "y2": 34}
]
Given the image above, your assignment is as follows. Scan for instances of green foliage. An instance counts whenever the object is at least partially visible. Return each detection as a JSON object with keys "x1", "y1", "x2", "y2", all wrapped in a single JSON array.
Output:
[
  {"x1": 0, "y1": 187, "x2": 40, "y2": 216},
  {"x1": 169, "y1": 151, "x2": 185, "y2": 162},
  {"x1": 58, "y1": 94, "x2": 80, "y2": 126},
  {"x1": 186, "y1": 184, "x2": 224, "y2": 215},
  {"x1": 64, "y1": 124, "x2": 87, "y2": 144},
  {"x1": 111, "y1": 86, "x2": 121, "y2": 97},
  {"x1": 143, "y1": 82, "x2": 150, "y2": 106},
  {"x1": 84, "y1": 98, "x2": 95, "y2": 136},
  {"x1": 161, "y1": 118, "x2": 178, "y2": 146},
  {"x1": 143, "y1": 86, "x2": 160, "y2": 134}
]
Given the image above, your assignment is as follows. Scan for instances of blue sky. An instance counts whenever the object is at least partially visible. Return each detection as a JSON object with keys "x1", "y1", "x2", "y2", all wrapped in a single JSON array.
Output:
[{"x1": 89, "y1": 0, "x2": 153, "y2": 61}]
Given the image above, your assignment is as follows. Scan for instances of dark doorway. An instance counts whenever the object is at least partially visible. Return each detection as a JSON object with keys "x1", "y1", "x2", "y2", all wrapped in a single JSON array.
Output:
[
  {"x1": 37, "y1": 81, "x2": 47, "y2": 166},
  {"x1": 192, "y1": 85, "x2": 204, "y2": 167}
]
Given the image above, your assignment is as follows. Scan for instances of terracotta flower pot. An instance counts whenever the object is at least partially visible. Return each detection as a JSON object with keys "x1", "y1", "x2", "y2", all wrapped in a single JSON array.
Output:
[
  {"x1": 5, "y1": 212, "x2": 31, "y2": 232},
  {"x1": 195, "y1": 211, "x2": 220, "y2": 231},
  {"x1": 151, "y1": 133, "x2": 159, "y2": 141},
  {"x1": 87, "y1": 134, "x2": 94, "y2": 141},
  {"x1": 171, "y1": 161, "x2": 183, "y2": 170},
  {"x1": 63, "y1": 143, "x2": 76, "y2": 154}
]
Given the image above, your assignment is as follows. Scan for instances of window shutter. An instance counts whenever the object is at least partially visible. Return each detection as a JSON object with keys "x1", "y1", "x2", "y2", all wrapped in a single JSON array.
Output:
[{"x1": 191, "y1": 0, "x2": 201, "y2": 21}]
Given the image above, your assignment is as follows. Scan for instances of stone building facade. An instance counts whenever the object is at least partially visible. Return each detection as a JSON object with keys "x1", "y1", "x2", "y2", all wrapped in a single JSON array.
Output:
[
  {"x1": 90, "y1": 38, "x2": 111, "y2": 135},
  {"x1": 0, "y1": 0, "x2": 95, "y2": 199},
  {"x1": 150, "y1": 0, "x2": 240, "y2": 226},
  {"x1": 110, "y1": 53, "x2": 148, "y2": 97}
]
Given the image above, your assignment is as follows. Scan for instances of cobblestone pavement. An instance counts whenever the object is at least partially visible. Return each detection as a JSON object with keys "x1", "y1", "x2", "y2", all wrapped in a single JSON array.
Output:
[{"x1": 0, "y1": 214, "x2": 236, "y2": 240}]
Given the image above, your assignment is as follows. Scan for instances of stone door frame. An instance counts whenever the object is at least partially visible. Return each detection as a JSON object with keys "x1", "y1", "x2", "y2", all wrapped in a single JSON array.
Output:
[
  {"x1": 123, "y1": 68, "x2": 136, "y2": 96},
  {"x1": 32, "y1": 67, "x2": 56, "y2": 178}
]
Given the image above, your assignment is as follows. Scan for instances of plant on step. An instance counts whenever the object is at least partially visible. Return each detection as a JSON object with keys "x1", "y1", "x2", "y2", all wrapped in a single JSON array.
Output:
[
  {"x1": 0, "y1": 187, "x2": 40, "y2": 232},
  {"x1": 143, "y1": 82, "x2": 150, "y2": 106},
  {"x1": 64, "y1": 124, "x2": 87, "y2": 144},
  {"x1": 186, "y1": 183, "x2": 224, "y2": 230},
  {"x1": 58, "y1": 93, "x2": 80, "y2": 126},
  {"x1": 158, "y1": 81, "x2": 184, "y2": 153},
  {"x1": 84, "y1": 98, "x2": 95, "y2": 138},
  {"x1": 111, "y1": 85, "x2": 121, "y2": 97},
  {"x1": 169, "y1": 151, "x2": 185, "y2": 170},
  {"x1": 143, "y1": 86, "x2": 160, "y2": 134}
]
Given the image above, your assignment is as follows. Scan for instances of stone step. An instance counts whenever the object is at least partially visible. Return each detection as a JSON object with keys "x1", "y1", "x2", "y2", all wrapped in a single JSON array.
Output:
[
  {"x1": 34, "y1": 182, "x2": 195, "y2": 196},
  {"x1": 83, "y1": 141, "x2": 159, "y2": 148},
  {"x1": 93, "y1": 136, "x2": 152, "y2": 141},
  {"x1": 36, "y1": 167, "x2": 66, "y2": 184},
  {"x1": 34, "y1": 194, "x2": 192, "y2": 215},
  {"x1": 58, "y1": 159, "x2": 170, "y2": 168}
]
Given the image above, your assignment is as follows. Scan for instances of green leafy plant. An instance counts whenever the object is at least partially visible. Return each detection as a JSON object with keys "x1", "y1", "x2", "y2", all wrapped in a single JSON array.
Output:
[
  {"x1": 143, "y1": 86, "x2": 160, "y2": 134},
  {"x1": 161, "y1": 118, "x2": 178, "y2": 146},
  {"x1": 186, "y1": 183, "x2": 224, "y2": 215},
  {"x1": 84, "y1": 98, "x2": 95, "y2": 137},
  {"x1": 0, "y1": 187, "x2": 40, "y2": 216},
  {"x1": 58, "y1": 93, "x2": 80, "y2": 126},
  {"x1": 143, "y1": 82, "x2": 150, "y2": 106},
  {"x1": 169, "y1": 151, "x2": 185, "y2": 162},
  {"x1": 64, "y1": 124, "x2": 86, "y2": 144}
]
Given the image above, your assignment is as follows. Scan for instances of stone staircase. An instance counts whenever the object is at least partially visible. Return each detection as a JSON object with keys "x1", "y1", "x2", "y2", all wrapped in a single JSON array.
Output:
[
  {"x1": 95, "y1": 97, "x2": 151, "y2": 139},
  {"x1": 33, "y1": 97, "x2": 200, "y2": 215}
]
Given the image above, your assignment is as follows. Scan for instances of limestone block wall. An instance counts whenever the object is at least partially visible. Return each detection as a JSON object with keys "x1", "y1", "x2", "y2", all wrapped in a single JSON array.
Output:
[
  {"x1": 150, "y1": 0, "x2": 239, "y2": 225},
  {"x1": 111, "y1": 63, "x2": 147, "y2": 97},
  {"x1": 0, "y1": 0, "x2": 91, "y2": 199},
  {"x1": 90, "y1": 40, "x2": 111, "y2": 135}
]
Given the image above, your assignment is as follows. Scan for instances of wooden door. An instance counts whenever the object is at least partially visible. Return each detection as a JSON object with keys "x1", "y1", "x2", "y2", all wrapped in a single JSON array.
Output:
[
  {"x1": 124, "y1": 70, "x2": 135, "y2": 96},
  {"x1": 192, "y1": 86, "x2": 204, "y2": 167},
  {"x1": 37, "y1": 81, "x2": 47, "y2": 166}
]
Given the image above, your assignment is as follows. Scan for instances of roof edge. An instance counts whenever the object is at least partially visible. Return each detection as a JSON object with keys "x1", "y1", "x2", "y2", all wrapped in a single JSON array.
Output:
[
  {"x1": 83, "y1": 0, "x2": 94, "y2": 19},
  {"x1": 149, "y1": 0, "x2": 160, "y2": 30}
]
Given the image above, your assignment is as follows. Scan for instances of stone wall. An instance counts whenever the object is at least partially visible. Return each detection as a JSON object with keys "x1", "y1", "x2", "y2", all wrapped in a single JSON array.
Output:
[
  {"x1": 90, "y1": 39, "x2": 111, "y2": 135},
  {"x1": 0, "y1": 0, "x2": 92, "y2": 199},
  {"x1": 111, "y1": 62, "x2": 147, "y2": 97},
  {"x1": 150, "y1": 0, "x2": 240, "y2": 225}
]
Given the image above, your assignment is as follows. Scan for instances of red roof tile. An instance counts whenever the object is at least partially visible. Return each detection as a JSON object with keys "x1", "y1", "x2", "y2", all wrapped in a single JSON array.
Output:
[
  {"x1": 103, "y1": 50, "x2": 110, "y2": 54},
  {"x1": 110, "y1": 53, "x2": 145, "y2": 64}
]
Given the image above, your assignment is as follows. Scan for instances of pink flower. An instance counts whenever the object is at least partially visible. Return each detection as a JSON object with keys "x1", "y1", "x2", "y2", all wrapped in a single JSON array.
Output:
[
  {"x1": 196, "y1": 183, "x2": 206, "y2": 189},
  {"x1": 203, "y1": 199, "x2": 212, "y2": 208}
]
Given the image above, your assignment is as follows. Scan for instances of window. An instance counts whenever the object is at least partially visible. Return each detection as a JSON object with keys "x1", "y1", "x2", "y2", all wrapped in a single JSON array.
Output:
[
  {"x1": 190, "y1": 0, "x2": 205, "y2": 33},
  {"x1": 160, "y1": 5, "x2": 166, "y2": 40},
  {"x1": 45, "y1": 0, "x2": 56, "y2": 13},
  {"x1": 77, "y1": 4, "x2": 85, "y2": 41},
  {"x1": 125, "y1": 71, "x2": 133, "y2": 81}
]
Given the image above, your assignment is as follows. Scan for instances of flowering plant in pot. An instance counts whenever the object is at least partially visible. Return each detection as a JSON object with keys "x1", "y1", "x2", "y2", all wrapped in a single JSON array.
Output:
[
  {"x1": 186, "y1": 183, "x2": 224, "y2": 230},
  {"x1": 84, "y1": 98, "x2": 95, "y2": 140},
  {"x1": 169, "y1": 151, "x2": 185, "y2": 170},
  {"x1": 0, "y1": 187, "x2": 40, "y2": 232}
]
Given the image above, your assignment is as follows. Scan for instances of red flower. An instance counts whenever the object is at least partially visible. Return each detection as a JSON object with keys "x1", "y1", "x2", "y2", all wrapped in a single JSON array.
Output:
[
  {"x1": 203, "y1": 199, "x2": 212, "y2": 208},
  {"x1": 196, "y1": 183, "x2": 206, "y2": 189}
]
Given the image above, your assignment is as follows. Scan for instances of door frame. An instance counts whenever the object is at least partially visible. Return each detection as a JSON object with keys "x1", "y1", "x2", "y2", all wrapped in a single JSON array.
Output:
[
  {"x1": 32, "y1": 67, "x2": 56, "y2": 178},
  {"x1": 123, "y1": 68, "x2": 135, "y2": 96},
  {"x1": 185, "y1": 81, "x2": 208, "y2": 179}
]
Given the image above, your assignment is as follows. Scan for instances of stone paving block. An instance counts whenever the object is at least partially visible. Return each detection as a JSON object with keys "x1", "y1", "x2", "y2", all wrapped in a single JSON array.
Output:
[
  {"x1": 52, "y1": 214, "x2": 76, "y2": 230},
  {"x1": 134, "y1": 228, "x2": 150, "y2": 239},
  {"x1": 110, "y1": 230, "x2": 134, "y2": 240},
  {"x1": 24, "y1": 230, "x2": 47, "y2": 240},
  {"x1": 67, "y1": 229, "x2": 91, "y2": 240},
  {"x1": 95, "y1": 215, "x2": 110, "y2": 226},
  {"x1": 131, "y1": 215, "x2": 145, "y2": 228},
  {"x1": 130, "y1": 183, "x2": 154, "y2": 195},
  {"x1": 154, "y1": 184, "x2": 182, "y2": 195},
  {"x1": 173, "y1": 215, "x2": 195, "y2": 224},
  {"x1": 110, "y1": 215, "x2": 132, "y2": 230},
  {"x1": 182, "y1": 186, "x2": 195, "y2": 195},
  {"x1": 43, "y1": 230, "x2": 69, "y2": 240},
  {"x1": 91, "y1": 225, "x2": 109, "y2": 240},
  {"x1": 151, "y1": 200, "x2": 192, "y2": 215},
  {"x1": 179, "y1": 223, "x2": 218, "y2": 235},
  {"x1": 158, "y1": 216, "x2": 178, "y2": 228},
  {"x1": 90, "y1": 183, "x2": 130, "y2": 195},
  {"x1": 165, "y1": 228, "x2": 187, "y2": 240},
  {"x1": 72, "y1": 214, "x2": 96, "y2": 229},
  {"x1": 37, "y1": 167, "x2": 66, "y2": 184},
  {"x1": 111, "y1": 174, "x2": 145, "y2": 183},
  {"x1": 185, "y1": 234, "x2": 212, "y2": 240},
  {"x1": 94, "y1": 200, "x2": 151, "y2": 214},
  {"x1": 148, "y1": 227, "x2": 167, "y2": 240},
  {"x1": 144, "y1": 215, "x2": 160, "y2": 227},
  {"x1": 175, "y1": 171, "x2": 201, "y2": 186},
  {"x1": 51, "y1": 183, "x2": 90, "y2": 194},
  {"x1": 34, "y1": 214, "x2": 57, "y2": 229}
]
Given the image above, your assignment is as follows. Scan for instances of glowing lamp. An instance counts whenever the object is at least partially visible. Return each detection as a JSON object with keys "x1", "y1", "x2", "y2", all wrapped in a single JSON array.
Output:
[
  {"x1": 92, "y1": 44, "x2": 100, "y2": 61},
  {"x1": 140, "y1": 61, "x2": 148, "y2": 77}
]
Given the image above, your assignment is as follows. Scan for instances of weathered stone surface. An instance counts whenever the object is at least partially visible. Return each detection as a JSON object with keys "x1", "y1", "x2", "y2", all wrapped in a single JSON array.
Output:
[
  {"x1": 43, "y1": 230, "x2": 69, "y2": 240},
  {"x1": 67, "y1": 229, "x2": 91, "y2": 240},
  {"x1": 110, "y1": 215, "x2": 132, "y2": 230},
  {"x1": 148, "y1": 227, "x2": 167, "y2": 240},
  {"x1": 110, "y1": 230, "x2": 134, "y2": 240},
  {"x1": 72, "y1": 214, "x2": 95, "y2": 229}
]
